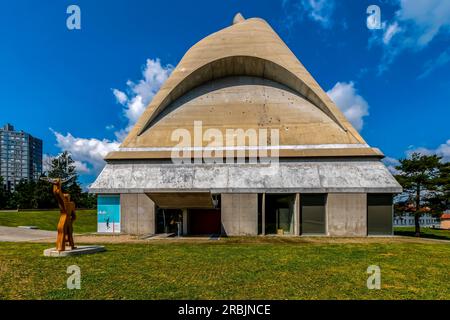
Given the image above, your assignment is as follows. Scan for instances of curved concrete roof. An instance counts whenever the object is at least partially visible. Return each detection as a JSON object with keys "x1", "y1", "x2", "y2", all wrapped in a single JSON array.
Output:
[
  {"x1": 121, "y1": 76, "x2": 364, "y2": 147},
  {"x1": 110, "y1": 16, "x2": 381, "y2": 159}
]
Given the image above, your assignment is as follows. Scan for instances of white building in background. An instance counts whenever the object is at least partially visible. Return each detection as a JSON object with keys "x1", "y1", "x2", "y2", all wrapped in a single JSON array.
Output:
[{"x1": 394, "y1": 213, "x2": 439, "y2": 228}]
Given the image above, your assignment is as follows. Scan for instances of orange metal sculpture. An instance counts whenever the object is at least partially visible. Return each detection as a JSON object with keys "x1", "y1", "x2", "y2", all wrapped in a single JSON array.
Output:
[{"x1": 43, "y1": 178, "x2": 77, "y2": 251}]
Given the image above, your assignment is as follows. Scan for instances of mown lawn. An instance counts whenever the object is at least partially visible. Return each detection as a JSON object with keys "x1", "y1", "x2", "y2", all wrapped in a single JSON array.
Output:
[
  {"x1": 394, "y1": 227, "x2": 450, "y2": 241},
  {"x1": 0, "y1": 210, "x2": 97, "y2": 233},
  {"x1": 0, "y1": 239, "x2": 449, "y2": 300}
]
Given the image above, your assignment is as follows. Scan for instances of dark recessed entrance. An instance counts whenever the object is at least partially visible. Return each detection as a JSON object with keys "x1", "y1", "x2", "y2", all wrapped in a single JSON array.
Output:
[
  {"x1": 156, "y1": 208, "x2": 183, "y2": 234},
  {"x1": 265, "y1": 194, "x2": 296, "y2": 235},
  {"x1": 188, "y1": 209, "x2": 221, "y2": 235}
]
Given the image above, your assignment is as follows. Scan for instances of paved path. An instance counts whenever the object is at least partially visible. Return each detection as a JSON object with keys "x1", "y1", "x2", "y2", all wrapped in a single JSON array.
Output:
[{"x1": 0, "y1": 226, "x2": 56, "y2": 242}]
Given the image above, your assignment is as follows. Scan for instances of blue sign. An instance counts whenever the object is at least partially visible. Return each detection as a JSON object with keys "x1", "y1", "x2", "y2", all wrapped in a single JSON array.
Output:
[{"x1": 97, "y1": 195, "x2": 120, "y2": 233}]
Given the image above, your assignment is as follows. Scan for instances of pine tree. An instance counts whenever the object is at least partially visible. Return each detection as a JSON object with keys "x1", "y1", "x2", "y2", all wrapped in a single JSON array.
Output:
[{"x1": 395, "y1": 153, "x2": 443, "y2": 236}]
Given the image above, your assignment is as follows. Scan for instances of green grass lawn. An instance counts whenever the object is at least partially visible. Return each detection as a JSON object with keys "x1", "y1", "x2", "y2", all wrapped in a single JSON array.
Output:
[
  {"x1": 0, "y1": 210, "x2": 97, "y2": 233},
  {"x1": 0, "y1": 239, "x2": 449, "y2": 300},
  {"x1": 394, "y1": 227, "x2": 450, "y2": 241}
]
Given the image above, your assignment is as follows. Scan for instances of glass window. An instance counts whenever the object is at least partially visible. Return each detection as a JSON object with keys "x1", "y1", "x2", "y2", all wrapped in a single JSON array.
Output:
[
  {"x1": 367, "y1": 194, "x2": 393, "y2": 235},
  {"x1": 301, "y1": 194, "x2": 326, "y2": 235}
]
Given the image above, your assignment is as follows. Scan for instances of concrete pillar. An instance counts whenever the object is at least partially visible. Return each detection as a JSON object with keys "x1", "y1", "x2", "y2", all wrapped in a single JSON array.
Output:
[
  {"x1": 221, "y1": 193, "x2": 258, "y2": 236},
  {"x1": 120, "y1": 194, "x2": 155, "y2": 235},
  {"x1": 182, "y1": 209, "x2": 188, "y2": 235},
  {"x1": 262, "y1": 193, "x2": 266, "y2": 235},
  {"x1": 294, "y1": 193, "x2": 300, "y2": 236},
  {"x1": 326, "y1": 193, "x2": 367, "y2": 237}
]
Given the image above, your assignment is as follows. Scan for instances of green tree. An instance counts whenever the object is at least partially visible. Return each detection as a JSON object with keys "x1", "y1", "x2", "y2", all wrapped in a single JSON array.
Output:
[
  {"x1": 11, "y1": 180, "x2": 37, "y2": 209},
  {"x1": 78, "y1": 192, "x2": 97, "y2": 209},
  {"x1": 34, "y1": 176, "x2": 57, "y2": 209},
  {"x1": 46, "y1": 151, "x2": 86, "y2": 208},
  {"x1": 424, "y1": 161, "x2": 450, "y2": 214},
  {"x1": 0, "y1": 176, "x2": 8, "y2": 209},
  {"x1": 47, "y1": 151, "x2": 77, "y2": 184},
  {"x1": 395, "y1": 153, "x2": 442, "y2": 236}
]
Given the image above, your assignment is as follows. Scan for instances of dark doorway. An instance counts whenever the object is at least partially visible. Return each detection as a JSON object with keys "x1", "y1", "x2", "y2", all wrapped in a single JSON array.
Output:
[
  {"x1": 156, "y1": 208, "x2": 183, "y2": 234},
  {"x1": 301, "y1": 194, "x2": 326, "y2": 235},
  {"x1": 367, "y1": 194, "x2": 393, "y2": 235},
  {"x1": 188, "y1": 209, "x2": 221, "y2": 235},
  {"x1": 265, "y1": 194, "x2": 296, "y2": 235}
]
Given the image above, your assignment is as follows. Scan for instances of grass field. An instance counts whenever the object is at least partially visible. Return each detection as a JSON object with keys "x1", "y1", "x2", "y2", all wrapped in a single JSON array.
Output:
[
  {"x1": 1, "y1": 212, "x2": 449, "y2": 300},
  {"x1": 394, "y1": 227, "x2": 450, "y2": 241},
  {"x1": 0, "y1": 238, "x2": 449, "y2": 300},
  {"x1": 0, "y1": 210, "x2": 97, "y2": 233}
]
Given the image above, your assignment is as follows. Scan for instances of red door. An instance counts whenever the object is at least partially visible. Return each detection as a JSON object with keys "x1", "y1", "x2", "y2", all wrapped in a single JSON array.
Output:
[{"x1": 188, "y1": 209, "x2": 221, "y2": 235}]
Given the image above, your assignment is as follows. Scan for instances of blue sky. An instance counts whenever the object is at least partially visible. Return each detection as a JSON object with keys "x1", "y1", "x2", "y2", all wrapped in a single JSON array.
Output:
[{"x1": 1, "y1": 0, "x2": 449, "y2": 185}]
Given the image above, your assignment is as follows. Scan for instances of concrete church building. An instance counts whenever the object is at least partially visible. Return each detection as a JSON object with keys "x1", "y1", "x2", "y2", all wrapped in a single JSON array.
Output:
[{"x1": 90, "y1": 14, "x2": 402, "y2": 237}]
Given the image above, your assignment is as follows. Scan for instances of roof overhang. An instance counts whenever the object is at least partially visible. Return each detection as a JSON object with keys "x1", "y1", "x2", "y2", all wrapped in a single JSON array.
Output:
[
  {"x1": 89, "y1": 160, "x2": 402, "y2": 194},
  {"x1": 147, "y1": 192, "x2": 214, "y2": 209},
  {"x1": 105, "y1": 146, "x2": 384, "y2": 161}
]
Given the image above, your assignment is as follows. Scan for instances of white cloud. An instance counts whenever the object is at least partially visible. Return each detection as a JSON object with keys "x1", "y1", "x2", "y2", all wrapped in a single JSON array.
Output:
[
  {"x1": 306, "y1": 0, "x2": 335, "y2": 27},
  {"x1": 42, "y1": 154, "x2": 53, "y2": 174},
  {"x1": 383, "y1": 156, "x2": 401, "y2": 175},
  {"x1": 112, "y1": 89, "x2": 127, "y2": 105},
  {"x1": 128, "y1": 59, "x2": 173, "y2": 104},
  {"x1": 371, "y1": 0, "x2": 450, "y2": 73},
  {"x1": 384, "y1": 138, "x2": 450, "y2": 175},
  {"x1": 43, "y1": 154, "x2": 91, "y2": 175},
  {"x1": 50, "y1": 58, "x2": 172, "y2": 177},
  {"x1": 51, "y1": 129, "x2": 120, "y2": 175},
  {"x1": 383, "y1": 22, "x2": 401, "y2": 45},
  {"x1": 418, "y1": 48, "x2": 450, "y2": 79},
  {"x1": 397, "y1": 0, "x2": 450, "y2": 47},
  {"x1": 282, "y1": 0, "x2": 335, "y2": 29},
  {"x1": 407, "y1": 139, "x2": 450, "y2": 162},
  {"x1": 326, "y1": 82, "x2": 370, "y2": 131},
  {"x1": 124, "y1": 95, "x2": 145, "y2": 128},
  {"x1": 73, "y1": 160, "x2": 91, "y2": 174},
  {"x1": 116, "y1": 58, "x2": 173, "y2": 130}
]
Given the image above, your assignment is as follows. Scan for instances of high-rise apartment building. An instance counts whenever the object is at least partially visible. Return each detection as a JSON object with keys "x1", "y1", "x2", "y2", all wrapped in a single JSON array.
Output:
[{"x1": 0, "y1": 123, "x2": 43, "y2": 191}]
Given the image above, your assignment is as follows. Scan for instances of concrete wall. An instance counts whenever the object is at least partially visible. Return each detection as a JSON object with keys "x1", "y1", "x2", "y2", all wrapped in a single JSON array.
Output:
[
  {"x1": 221, "y1": 193, "x2": 258, "y2": 236},
  {"x1": 326, "y1": 193, "x2": 367, "y2": 237},
  {"x1": 120, "y1": 194, "x2": 155, "y2": 235}
]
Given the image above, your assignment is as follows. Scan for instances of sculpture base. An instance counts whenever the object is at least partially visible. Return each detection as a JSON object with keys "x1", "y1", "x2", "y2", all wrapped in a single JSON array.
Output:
[{"x1": 43, "y1": 245, "x2": 106, "y2": 257}]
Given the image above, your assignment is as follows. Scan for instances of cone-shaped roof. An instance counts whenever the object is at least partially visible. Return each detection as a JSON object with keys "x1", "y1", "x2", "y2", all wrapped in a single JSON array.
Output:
[{"x1": 107, "y1": 16, "x2": 382, "y2": 160}]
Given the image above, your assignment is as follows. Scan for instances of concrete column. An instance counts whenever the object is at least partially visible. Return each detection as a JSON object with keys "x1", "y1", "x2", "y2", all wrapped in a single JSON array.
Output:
[
  {"x1": 221, "y1": 193, "x2": 258, "y2": 236},
  {"x1": 182, "y1": 209, "x2": 188, "y2": 235},
  {"x1": 120, "y1": 194, "x2": 155, "y2": 235},
  {"x1": 326, "y1": 193, "x2": 367, "y2": 237},
  {"x1": 262, "y1": 193, "x2": 266, "y2": 235},
  {"x1": 294, "y1": 193, "x2": 300, "y2": 236}
]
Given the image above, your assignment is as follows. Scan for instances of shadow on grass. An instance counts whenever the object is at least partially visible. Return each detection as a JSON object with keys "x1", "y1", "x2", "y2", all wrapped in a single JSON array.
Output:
[{"x1": 394, "y1": 228, "x2": 450, "y2": 241}]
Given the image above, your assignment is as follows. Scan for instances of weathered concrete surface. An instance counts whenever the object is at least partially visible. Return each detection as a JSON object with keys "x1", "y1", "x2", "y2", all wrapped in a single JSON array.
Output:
[
  {"x1": 90, "y1": 160, "x2": 402, "y2": 194},
  {"x1": 120, "y1": 194, "x2": 155, "y2": 235},
  {"x1": 43, "y1": 245, "x2": 105, "y2": 257},
  {"x1": 327, "y1": 193, "x2": 367, "y2": 237},
  {"x1": 110, "y1": 76, "x2": 365, "y2": 150},
  {"x1": 221, "y1": 193, "x2": 258, "y2": 236},
  {"x1": 118, "y1": 16, "x2": 365, "y2": 150},
  {"x1": 0, "y1": 226, "x2": 56, "y2": 242}
]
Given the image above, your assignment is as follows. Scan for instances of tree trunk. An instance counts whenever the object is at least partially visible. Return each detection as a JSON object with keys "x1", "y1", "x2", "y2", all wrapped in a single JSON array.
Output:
[{"x1": 415, "y1": 185, "x2": 421, "y2": 237}]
